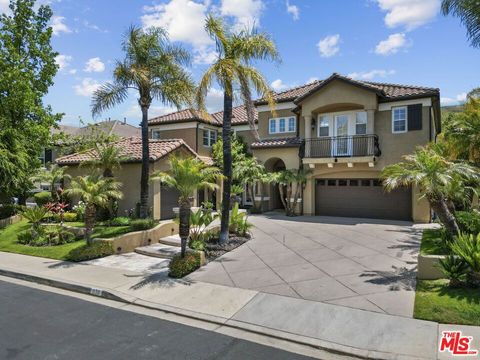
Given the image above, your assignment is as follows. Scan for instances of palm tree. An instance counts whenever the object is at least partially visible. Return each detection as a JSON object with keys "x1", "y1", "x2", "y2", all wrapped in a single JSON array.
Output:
[
  {"x1": 31, "y1": 164, "x2": 71, "y2": 200},
  {"x1": 65, "y1": 175, "x2": 122, "y2": 245},
  {"x1": 234, "y1": 157, "x2": 269, "y2": 212},
  {"x1": 442, "y1": 0, "x2": 480, "y2": 48},
  {"x1": 91, "y1": 26, "x2": 195, "y2": 219},
  {"x1": 196, "y1": 15, "x2": 279, "y2": 243},
  {"x1": 381, "y1": 146, "x2": 478, "y2": 237},
  {"x1": 80, "y1": 142, "x2": 128, "y2": 178},
  {"x1": 151, "y1": 156, "x2": 221, "y2": 257},
  {"x1": 274, "y1": 168, "x2": 311, "y2": 216}
]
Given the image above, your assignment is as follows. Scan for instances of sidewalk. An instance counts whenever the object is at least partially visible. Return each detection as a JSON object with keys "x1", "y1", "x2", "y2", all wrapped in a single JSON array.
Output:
[{"x1": 0, "y1": 251, "x2": 454, "y2": 360}]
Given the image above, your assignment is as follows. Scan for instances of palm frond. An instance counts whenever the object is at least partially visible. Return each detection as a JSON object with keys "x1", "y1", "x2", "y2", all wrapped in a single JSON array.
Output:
[{"x1": 91, "y1": 82, "x2": 129, "y2": 117}]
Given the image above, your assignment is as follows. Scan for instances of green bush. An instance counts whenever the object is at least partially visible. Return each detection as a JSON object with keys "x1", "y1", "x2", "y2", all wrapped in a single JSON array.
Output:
[
  {"x1": 169, "y1": 252, "x2": 201, "y2": 278},
  {"x1": 437, "y1": 255, "x2": 469, "y2": 287},
  {"x1": 43, "y1": 226, "x2": 76, "y2": 245},
  {"x1": 34, "y1": 191, "x2": 53, "y2": 206},
  {"x1": 17, "y1": 226, "x2": 76, "y2": 247},
  {"x1": 451, "y1": 233, "x2": 480, "y2": 287},
  {"x1": 63, "y1": 212, "x2": 77, "y2": 222},
  {"x1": 456, "y1": 211, "x2": 480, "y2": 235},
  {"x1": 17, "y1": 229, "x2": 36, "y2": 245},
  {"x1": 110, "y1": 217, "x2": 131, "y2": 226},
  {"x1": 0, "y1": 204, "x2": 18, "y2": 219},
  {"x1": 130, "y1": 218, "x2": 156, "y2": 231},
  {"x1": 67, "y1": 241, "x2": 114, "y2": 262}
]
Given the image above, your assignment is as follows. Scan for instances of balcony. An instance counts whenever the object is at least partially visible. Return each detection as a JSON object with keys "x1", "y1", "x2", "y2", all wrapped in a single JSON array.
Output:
[{"x1": 301, "y1": 134, "x2": 381, "y2": 159}]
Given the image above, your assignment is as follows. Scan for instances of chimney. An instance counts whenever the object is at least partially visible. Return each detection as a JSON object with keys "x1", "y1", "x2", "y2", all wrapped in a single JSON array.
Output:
[{"x1": 123, "y1": 117, "x2": 126, "y2": 124}]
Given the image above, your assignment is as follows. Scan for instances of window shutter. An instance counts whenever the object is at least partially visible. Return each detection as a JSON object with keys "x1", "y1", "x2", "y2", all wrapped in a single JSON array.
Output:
[
  {"x1": 45, "y1": 149, "x2": 53, "y2": 163},
  {"x1": 407, "y1": 104, "x2": 422, "y2": 131}
]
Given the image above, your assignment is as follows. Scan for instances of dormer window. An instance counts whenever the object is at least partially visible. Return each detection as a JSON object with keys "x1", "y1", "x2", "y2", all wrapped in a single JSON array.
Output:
[{"x1": 269, "y1": 117, "x2": 296, "y2": 134}]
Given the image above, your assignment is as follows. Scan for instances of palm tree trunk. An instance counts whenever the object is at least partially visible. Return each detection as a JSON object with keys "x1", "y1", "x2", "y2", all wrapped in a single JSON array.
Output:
[
  {"x1": 278, "y1": 185, "x2": 288, "y2": 214},
  {"x1": 292, "y1": 183, "x2": 301, "y2": 216},
  {"x1": 430, "y1": 197, "x2": 460, "y2": 238},
  {"x1": 179, "y1": 197, "x2": 191, "y2": 258},
  {"x1": 139, "y1": 105, "x2": 150, "y2": 219},
  {"x1": 219, "y1": 87, "x2": 233, "y2": 244},
  {"x1": 250, "y1": 184, "x2": 257, "y2": 211},
  {"x1": 85, "y1": 204, "x2": 96, "y2": 246}
]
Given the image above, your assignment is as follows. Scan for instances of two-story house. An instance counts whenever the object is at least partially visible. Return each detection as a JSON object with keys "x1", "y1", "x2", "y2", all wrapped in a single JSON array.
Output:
[{"x1": 251, "y1": 73, "x2": 441, "y2": 222}]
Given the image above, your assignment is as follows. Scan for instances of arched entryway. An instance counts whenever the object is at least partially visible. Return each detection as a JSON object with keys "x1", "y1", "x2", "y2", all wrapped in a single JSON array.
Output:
[{"x1": 264, "y1": 157, "x2": 286, "y2": 211}]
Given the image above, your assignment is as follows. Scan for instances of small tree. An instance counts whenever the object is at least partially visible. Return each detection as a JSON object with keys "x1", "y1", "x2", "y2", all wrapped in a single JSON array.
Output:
[
  {"x1": 382, "y1": 146, "x2": 478, "y2": 237},
  {"x1": 151, "y1": 156, "x2": 221, "y2": 257},
  {"x1": 274, "y1": 168, "x2": 311, "y2": 216},
  {"x1": 80, "y1": 142, "x2": 128, "y2": 178},
  {"x1": 65, "y1": 175, "x2": 122, "y2": 245},
  {"x1": 234, "y1": 157, "x2": 270, "y2": 212},
  {"x1": 31, "y1": 164, "x2": 71, "y2": 200}
]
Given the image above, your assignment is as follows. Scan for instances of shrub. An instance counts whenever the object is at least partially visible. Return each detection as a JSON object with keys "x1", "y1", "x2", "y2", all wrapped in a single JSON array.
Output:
[
  {"x1": 437, "y1": 255, "x2": 469, "y2": 287},
  {"x1": 168, "y1": 252, "x2": 201, "y2": 278},
  {"x1": 456, "y1": 211, "x2": 480, "y2": 235},
  {"x1": 451, "y1": 232, "x2": 480, "y2": 287},
  {"x1": 226, "y1": 203, "x2": 252, "y2": 236},
  {"x1": 110, "y1": 217, "x2": 131, "y2": 226},
  {"x1": 43, "y1": 226, "x2": 76, "y2": 245},
  {"x1": 130, "y1": 218, "x2": 156, "y2": 231},
  {"x1": 63, "y1": 212, "x2": 77, "y2": 222},
  {"x1": 17, "y1": 229, "x2": 36, "y2": 245},
  {"x1": 34, "y1": 191, "x2": 53, "y2": 206},
  {"x1": 188, "y1": 209, "x2": 217, "y2": 249},
  {"x1": 0, "y1": 204, "x2": 18, "y2": 219},
  {"x1": 21, "y1": 207, "x2": 48, "y2": 229},
  {"x1": 72, "y1": 201, "x2": 86, "y2": 221},
  {"x1": 67, "y1": 241, "x2": 114, "y2": 262}
]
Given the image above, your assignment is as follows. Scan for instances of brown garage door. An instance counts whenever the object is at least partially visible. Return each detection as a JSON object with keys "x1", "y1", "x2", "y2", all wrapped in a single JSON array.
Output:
[
  {"x1": 160, "y1": 187, "x2": 180, "y2": 220},
  {"x1": 315, "y1": 179, "x2": 412, "y2": 221}
]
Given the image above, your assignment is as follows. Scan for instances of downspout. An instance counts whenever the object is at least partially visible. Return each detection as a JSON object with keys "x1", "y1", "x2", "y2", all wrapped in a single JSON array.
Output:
[{"x1": 195, "y1": 122, "x2": 199, "y2": 153}]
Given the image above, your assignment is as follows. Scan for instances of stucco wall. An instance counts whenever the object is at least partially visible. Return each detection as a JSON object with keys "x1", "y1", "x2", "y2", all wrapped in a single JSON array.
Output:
[
  {"x1": 150, "y1": 126, "x2": 198, "y2": 152},
  {"x1": 257, "y1": 108, "x2": 298, "y2": 139},
  {"x1": 235, "y1": 129, "x2": 256, "y2": 151}
]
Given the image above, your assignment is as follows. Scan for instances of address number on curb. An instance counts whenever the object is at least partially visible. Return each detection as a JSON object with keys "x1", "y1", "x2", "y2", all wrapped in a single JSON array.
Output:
[{"x1": 90, "y1": 288, "x2": 103, "y2": 296}]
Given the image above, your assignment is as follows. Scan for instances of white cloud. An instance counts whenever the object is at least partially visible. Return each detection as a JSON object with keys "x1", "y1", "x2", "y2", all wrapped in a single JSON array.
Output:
[
  {"x1": 0, "y1": 0, "x2": 9, "y2": 14},
  {"x1": 306, "y1": 77, "x2": 319, "y2": 84},
  {"x1": 141, "y1": 0, "x2": 212, "y2": 48},
  {"x1": 270, "y1": 79, "x2": 289, "y2": 92},
  {"x1": 205, "y1": 88, "x2": 224, "y2": 112},
  {"x1": 441, "y1": 93, "x2": 468, "y2": 105},
  {"x1": 193, "y1": 48, "x2": 218, "y2": 65},
  {"x1": 317, "y1": 34, "x2": 340, "y2": 58},
  {"x1": 83, "y1": 20, "x2": 108, "y2": 33},
  {"x1": 84, "y1": 57, "x2": 105, "y2": 73},
  {"x1": 286, "y1": 1, "x2": 299, "y2": 21},
  {"x1": 375, "y1": 33, "x2": 409, "y2": 55},
  {"x1": 55, "y1": 54, "x2": 73, "y2": 72},
  {"x1": 51, "y1": 16, "x2": 71, "y2": 36},
  {"x1": 348, "y1": 69, "x2": 396, "y2": 80},
  {"x1": 74, "y1": 78, "x2": 101, "y2": 97},
  {"x1": 220, "y1": 0, "x2": 264, "y2": 29},
  {"x1": 376, "y1": 0, "x2": 440, "y2": 31}
]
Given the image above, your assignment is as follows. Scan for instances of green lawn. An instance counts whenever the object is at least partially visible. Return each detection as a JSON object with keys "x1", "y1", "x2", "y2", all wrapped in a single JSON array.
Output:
[
  {"x1": 0, "y1": 220, "x2": 86, "y2": 260},
  {"x1": 0, "y1": 220, "x2": 132, "y2": 260},
  {"x1": 420, "y1": 228, "x2": 450, "y2": 256},
  {"x1": 414, "y1": 280, "x2": 480, "y2": 326}
]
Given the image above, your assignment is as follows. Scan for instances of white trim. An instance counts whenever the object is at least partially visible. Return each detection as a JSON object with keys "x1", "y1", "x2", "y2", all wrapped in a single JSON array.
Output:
[
  {"x1": 317, "y1": 115, "x2": 330, "y2": 137},
  {"x1": 392, "y1": 106, "x2": 408, "y2": 134},
  {"x1": 378, "y1": 98, "x2": 431, "y2": 111},
  {"x1": 256, "y1": 102, "x2": 295, "y2": 112},
  {"x1": 202, "y1": 128, "x2": 217, "y2": 147},
  {"x1": 149, "y1": 122, "x2": 197, "y2": 131},
  {"x1": 269, "y1": 116, "x2": 297, "y2": 134}
]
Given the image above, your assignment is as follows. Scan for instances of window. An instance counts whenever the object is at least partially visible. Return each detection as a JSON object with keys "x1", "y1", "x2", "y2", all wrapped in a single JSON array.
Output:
[
  {"x1": 355, "y1": 112, "x2": 367, "y2": 135},
  {"x1": 392, "y1": 106, "x2": 407, "y2": 133},
  {"x1": 338, "y1": 180, "x2": 347, "y2": 186},
  {"x1": 317, "y1": 179, "x2": 325, "y2": 186},
  {"x1": 361, "y1": 179, "x2": 371, "y2": 187},
  {"x1": 269, "y1": 117, "x2": 296, "y2": 134},
  {"x1": 203, "y1": 129, "x2": 217, "y2": 147},
  {"x1": 318, "y1": 116, "x2": 330, "y2": 137},
  {"x1": 39, "y1": 149, "x2": 46, "y2": 167},
  {"x1": 152, "y1": 130, "x2": 161, "y2": 139},
  {"x1": 327, "y1": 180, "x2": 336, "y2": 186},
  {"x1": 349, "y1": 180, "x2": 358, "y2": 186}
]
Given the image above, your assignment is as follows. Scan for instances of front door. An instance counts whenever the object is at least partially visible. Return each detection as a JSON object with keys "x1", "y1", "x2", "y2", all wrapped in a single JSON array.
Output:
[{"x1": 334, "y1": 115, "x2": 350, "y2": 156}]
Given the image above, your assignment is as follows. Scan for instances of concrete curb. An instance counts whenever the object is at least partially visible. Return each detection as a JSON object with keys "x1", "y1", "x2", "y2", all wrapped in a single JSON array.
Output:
[{"x1": 0, "y1": 267, "x2": 434, "y2": 360}]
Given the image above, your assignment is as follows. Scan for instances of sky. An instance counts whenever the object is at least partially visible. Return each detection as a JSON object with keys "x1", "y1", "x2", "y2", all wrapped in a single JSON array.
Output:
[{"x1": 2, "y1": 0, "x2": 478, "y2": 127}]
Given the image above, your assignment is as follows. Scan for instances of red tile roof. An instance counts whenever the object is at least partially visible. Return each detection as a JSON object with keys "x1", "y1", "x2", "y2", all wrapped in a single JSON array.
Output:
[
  {"x1": 255, "y1": 73, "x2": 439, "y2": 105},
  {"x1": 55, "y1": 137, "x2": 203, "y2": 165},
  {"x1": 148, "y1": 108, "x2": 219, "y2": 126},
  {"x1": 251, "y1": 137, "x2": 302, "y2": 149}
]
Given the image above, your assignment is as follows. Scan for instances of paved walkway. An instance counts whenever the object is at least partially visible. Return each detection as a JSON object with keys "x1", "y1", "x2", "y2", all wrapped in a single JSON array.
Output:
[
  {"x1": 0, "y1": 251, "x2": 447, "y2": 359},
  {"x1": 187, "y1": 214, "x2": 423, "y2": 317}
]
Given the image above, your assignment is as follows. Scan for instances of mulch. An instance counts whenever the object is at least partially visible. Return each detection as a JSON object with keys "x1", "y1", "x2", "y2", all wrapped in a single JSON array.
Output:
[{"x1": 204, "y1": 234, "x2": 251, "y2": 262}]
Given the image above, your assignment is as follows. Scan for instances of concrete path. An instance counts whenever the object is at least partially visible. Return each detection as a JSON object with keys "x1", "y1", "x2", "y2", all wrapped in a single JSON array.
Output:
[
  {"x1": 0, "y1": 251, "x2": 451, "y2": 359},
  {"x1": 187, "y1": 213, "x2": 422, "y2": 317},
  {"x1": 85, "y1": 253, "x2": 170, "y2": 274}
]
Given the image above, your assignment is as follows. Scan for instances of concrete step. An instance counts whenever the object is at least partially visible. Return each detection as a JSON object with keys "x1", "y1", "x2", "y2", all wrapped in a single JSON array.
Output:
[
  {"x1": 134, "y1": 244, "x2": 181, "y2": 259},
  {"x1": 159, "y1": 235, "x2": 181, "y2": 247}
]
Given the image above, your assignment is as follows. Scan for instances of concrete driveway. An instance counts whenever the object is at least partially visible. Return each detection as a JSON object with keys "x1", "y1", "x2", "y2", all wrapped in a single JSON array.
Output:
[{"x1": 187, "y1": 213, "x2": 423, "y2": 317}]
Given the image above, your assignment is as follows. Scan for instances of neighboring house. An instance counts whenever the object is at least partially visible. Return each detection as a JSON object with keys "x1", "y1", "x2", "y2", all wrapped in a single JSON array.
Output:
[
  {"x1": 56, "y1": 137, "x2": 212, "y2": 220},
  {"x1": 251, "y1": 73, "x2": 441, "y2": 222}
]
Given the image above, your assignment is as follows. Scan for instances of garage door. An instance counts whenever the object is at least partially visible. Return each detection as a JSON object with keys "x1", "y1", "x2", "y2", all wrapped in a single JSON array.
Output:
[
  {"x1": 315, "y1": 179, "x2": 412, "y2": 221},
  {"x1": 160, "y1": 187, "x2": 180, "y2": 220}
]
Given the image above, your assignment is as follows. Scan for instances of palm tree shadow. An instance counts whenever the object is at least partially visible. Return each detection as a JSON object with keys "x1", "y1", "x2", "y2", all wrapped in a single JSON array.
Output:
[
  {"x1": 127, "y1": 271, "x2": 192, "y2": 290},
  {"x1": 360, "y1": 266, "x2": 418, "y2": 291}
]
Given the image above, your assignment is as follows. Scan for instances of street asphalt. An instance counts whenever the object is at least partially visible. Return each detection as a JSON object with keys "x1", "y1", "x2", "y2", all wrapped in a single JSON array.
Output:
[{"x1": 0, "y1": 280, "x2": 313, "y2": 360}]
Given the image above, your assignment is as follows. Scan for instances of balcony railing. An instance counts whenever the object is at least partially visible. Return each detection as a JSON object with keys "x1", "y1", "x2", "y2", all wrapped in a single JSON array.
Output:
[{"x1": 301, "y1": 134, "x2": 381, "y2": 158}]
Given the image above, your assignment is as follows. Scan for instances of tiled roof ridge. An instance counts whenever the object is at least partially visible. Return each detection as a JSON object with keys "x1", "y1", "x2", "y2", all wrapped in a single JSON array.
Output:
[
  {"x1": 361, "y1": 79, "x2": 439, "y2": 91},
  {"x1": 273, "y1": 79, "x2": 323, "y2": 97}
]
